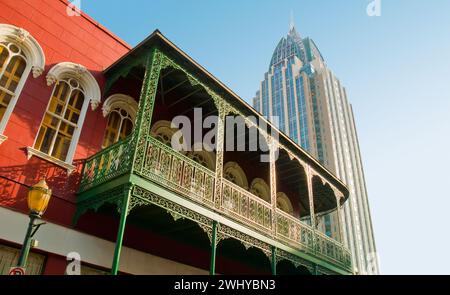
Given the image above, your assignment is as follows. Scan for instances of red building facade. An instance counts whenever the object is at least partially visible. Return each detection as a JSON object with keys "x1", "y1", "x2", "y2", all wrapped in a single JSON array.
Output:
[
  {"x1": 0, "y1": 0, "x2": 352, "y2": 275},
  {"x1": 0, "y1": 0, "x2": 132, "y2": 274}
]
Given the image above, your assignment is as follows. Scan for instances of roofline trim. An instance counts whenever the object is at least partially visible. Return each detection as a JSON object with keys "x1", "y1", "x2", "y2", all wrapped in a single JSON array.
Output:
[{"x1": 104, "y1": 30, "x2": 349, "y2": 196}]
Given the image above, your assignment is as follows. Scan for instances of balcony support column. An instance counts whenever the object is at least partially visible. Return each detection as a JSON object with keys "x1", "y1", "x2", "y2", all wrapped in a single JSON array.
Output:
[
  {"x1": 306, "y1": 167, "x2": 316, "y2": 229},
  {"x1": 313, "y1": 264, "x2": 319, "y2": 275},
  {"x1": 213, "y1": 103, "x2": 227, "y2": 209},
  {"x1": 271, "y1": 245, "x2": 277, "y2": 275},
  {"x1": 131, "y1": 48, "x2": 162, "y2": 174},
  {"x1": 111, "y1": 186, "x2": 132, "y2": 275},
  {"x1": 269, "y1": 139, "x2": 278, "y2": 235},
  {"x1": 209, "y1": 220, "x2": 218, "y2": 275},
  {"x1": 335, "y1": 194, "x2": 344, "y2": 243}
]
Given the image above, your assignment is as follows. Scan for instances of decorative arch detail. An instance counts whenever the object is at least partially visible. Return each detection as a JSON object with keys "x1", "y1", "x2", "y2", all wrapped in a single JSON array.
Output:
[
  {"x1": 46, "y1": 62, "x2": 101, "y2": 110},
  {"x1": 0, "y1": 24, "x2": 45, "y2": 78},
  {"x1": 276, "y1": 192, "x2": 294, "y2": 215},
  {"x1": 187, "y1": 142, "x2": 216, "y2": 171},
  {"x1": 102, "y1": 94, "x2": 138, "y2": 121},
  {"x1": 223, "y1": 161, "x2": 249, "y2": 190},
  {"x1": 250, "y1": 178, "x2": 271, "y2": 203},
  {"x1": 150, "y1": 120, "x2": 187, "y2": 151}
]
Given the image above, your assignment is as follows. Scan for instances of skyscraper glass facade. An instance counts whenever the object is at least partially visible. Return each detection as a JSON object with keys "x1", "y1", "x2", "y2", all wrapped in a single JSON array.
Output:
[{"x1": 253, "y1": 25, "x2": 380, "y2": 275}]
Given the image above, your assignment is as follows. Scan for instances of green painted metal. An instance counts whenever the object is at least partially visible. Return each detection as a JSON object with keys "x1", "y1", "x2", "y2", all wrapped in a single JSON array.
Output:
[
  {"x1": 271, "y1": 246, "x2": 277, "y2": 275},
  {"x1": 16, "y1": 214, "x2": 38, "y2": 268},
  {"x1": 103, "y1": 51, "x2": 148, "y2": 96},
  {"x1": 209, "y1": 221, "x2": 218, "y2": 275},
  {"x1": 111, "y1": 191, "x2": 131, "y2": 275},
  {"x1": 76, "y1": 47, "x2": 353, "y2": 275},
  {"x1": 79, "y1": 137, "x2": 133, "y2": 193},
  {"x1": 129, "y1": 173, "x2": 350, "y2": 275},
  {"x1": 131, "y1": 49, "x2": 167, "y2": 178},
  {"x1": 313, "y1": 264, "x2": 319, "y2": 275}
]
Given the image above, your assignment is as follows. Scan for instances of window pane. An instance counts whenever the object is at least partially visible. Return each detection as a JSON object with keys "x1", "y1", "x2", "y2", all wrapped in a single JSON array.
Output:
[
  {"x1": 0, "y1": 91, "x2": 13, "y2": 122},
  {"x1": 120, "y1": 118, "x2": 133, "y2": 140},
  {"x1": 102, "y1": 112, "x2": 119, "y2": 148},
  {"x1": 48, "y1": 81, "x2": 69, "y2": 116},
  {"x1": 0, "y1": 44, "x2": 9, "y2": 74},
  {"x1": 35, "y1": 120, "x2": 57, "y2": 154},
  {"x1": 51, "y1": 130, "x2": 72, "y2": 161},
  {"x1": 0, "y1": 55, "x2": 26, "y2": 92},
  {"x1": 0, "y1": 45, "x2": 26, "y2": 125},
  {"x1": 68, "y1": 89, "x2": 84, "y2": 111},
  {"x1": 64, "y1": 89, "x2": 84, "y2": 124}
]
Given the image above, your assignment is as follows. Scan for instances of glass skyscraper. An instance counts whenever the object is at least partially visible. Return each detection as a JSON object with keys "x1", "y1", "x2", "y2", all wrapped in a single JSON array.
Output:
[{"x1": 253, "y1": 25, "x2": 379, "y2": 275}]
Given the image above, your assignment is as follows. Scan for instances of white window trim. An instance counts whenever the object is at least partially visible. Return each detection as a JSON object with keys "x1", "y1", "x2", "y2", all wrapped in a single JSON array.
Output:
[
  {"x1": 26, "y1": 146, "x2": 76, "y2": 173},
  {"x1": 101, "y1": 93, "x2": 138, "y2": 147},
  {"x1": 0, "y1": 134, "x2": 7, "y2": 144},
  {"x1": 27, "y1": 62, "x2": 101, "y2": 173},
  {"x1": 102, "y1": 93, "x2": 138, "y2": 121},
  {"x1": 45, "y1": 62, "x2": 101, "y2": 110},
  {"x1": 0, "y1": 24, "x2": 45, "y2": 143}
]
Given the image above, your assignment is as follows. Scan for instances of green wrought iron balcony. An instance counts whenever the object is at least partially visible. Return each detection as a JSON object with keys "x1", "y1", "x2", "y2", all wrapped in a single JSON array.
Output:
[
  {"x1": 75, "y1": 31, "x2": 352, "y2": 275},
  {"x1": 77, "y1": 134, "x2": 351, "y2": 272}
]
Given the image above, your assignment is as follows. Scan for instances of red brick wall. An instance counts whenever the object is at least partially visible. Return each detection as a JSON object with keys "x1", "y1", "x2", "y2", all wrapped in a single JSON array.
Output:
[{"x1": 0, "y1": 0, "x2": 130, "y2": 225}]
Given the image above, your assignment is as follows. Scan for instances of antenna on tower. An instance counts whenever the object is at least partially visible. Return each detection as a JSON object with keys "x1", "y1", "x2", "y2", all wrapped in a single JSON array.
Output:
[{"x1": 289, "y1": 10, "x2": 295, "y2": 30}]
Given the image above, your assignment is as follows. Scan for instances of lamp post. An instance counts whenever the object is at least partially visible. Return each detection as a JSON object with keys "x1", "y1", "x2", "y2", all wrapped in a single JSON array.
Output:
[{"x1": 16, "y1": 179, "x2": 52, "y2": 268}]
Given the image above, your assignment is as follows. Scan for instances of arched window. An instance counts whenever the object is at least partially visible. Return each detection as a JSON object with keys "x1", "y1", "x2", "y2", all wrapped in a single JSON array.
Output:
[
  {"x1": 223, "y1": 161, "x2": 249, "y2": 190},
  {"x1": 276, "y1": 192, "x2": 294, "y2": 215},
  {"x1": 186, "y1": 142, "x2": 215, "y2": 171},
  {"x1": 250, "y1": 178, "x2": 271, "y2": 203},
  {"x1": 29, "y1": 62, "x2": 100, "y2": 170},
  {"x1": 0, "y1": 42, "x2": 27, "y2": 122},
  {"x1": 102, "y1": 109, "x2": 133, "y2": 148},
  {"x1": 150, "y1": 120, "x2": 187, "y2": 151},
  {"x1": 101, "y1": 94, "x2": 137, "y2": 148},
  {"x1": 0, "y1": 24, "x2": 45, "y2": 144},
  {"x1": 34, "y1": 78, "x2": 85, "y2": 161}
]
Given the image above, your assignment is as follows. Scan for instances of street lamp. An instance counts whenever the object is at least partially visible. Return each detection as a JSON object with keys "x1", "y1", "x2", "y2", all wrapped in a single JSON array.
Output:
[{"x1": 16, "y1": 179, "x2": 52, "y2": 268}]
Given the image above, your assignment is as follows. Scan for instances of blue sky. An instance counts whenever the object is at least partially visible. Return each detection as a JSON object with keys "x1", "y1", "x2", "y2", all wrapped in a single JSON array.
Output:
[{"x1": 79, "y1": 0, "x2": 450, "y2": 274}]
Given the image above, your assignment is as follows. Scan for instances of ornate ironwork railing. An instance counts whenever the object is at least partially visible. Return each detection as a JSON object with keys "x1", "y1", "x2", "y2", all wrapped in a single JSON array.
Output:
[
  {"x1": 221, "y1": 179, "x2": 272, "y2": 232},
  {"x1": 315, "y1": 230, "x2": 351, "y2": 268},
  {"x1": 141, "y1": 136, "x2": 215, "y2": 207},
  {"x1": 79, "y1": 137, "x2": 133, "y2": 192},
  {"x1": 78, "y1": 134, "x2": 352, "y2": 270},
  {"x1": 275, "y1": 209, "x2": 314, "y2": 251}
]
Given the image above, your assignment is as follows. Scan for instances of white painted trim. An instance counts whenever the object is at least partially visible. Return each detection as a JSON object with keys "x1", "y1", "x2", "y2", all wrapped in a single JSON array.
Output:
[
  {"x1": 0, "y1": 206, "x2": 207, "y2": 275},
  {"x1": 0, "y1": 134, "x2": 7, "y2": 145},
  {"x1": 102, "y1": 94, "x2": 138, "y2": 121},
  {"x1": 26, "y1": 147, "x2": 76, "y2": 173},
  {"x1": 34, "y1": 64, "x2": 98, "y2": 167},
  {"x1": 46, "y1": 62, "x2": 101, "y2": 111},
  {"x1": 0, "y1": 24, "x2": 45, "y2": 78},
  {"x1": 0, "y1": 24, "x2": 45, "y2": 136}
]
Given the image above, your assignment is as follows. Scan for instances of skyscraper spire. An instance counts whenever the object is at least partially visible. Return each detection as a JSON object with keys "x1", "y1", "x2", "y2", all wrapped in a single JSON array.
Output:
[{"x1": 289, "y1": 10, "x2": 295, "y2": 30}]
